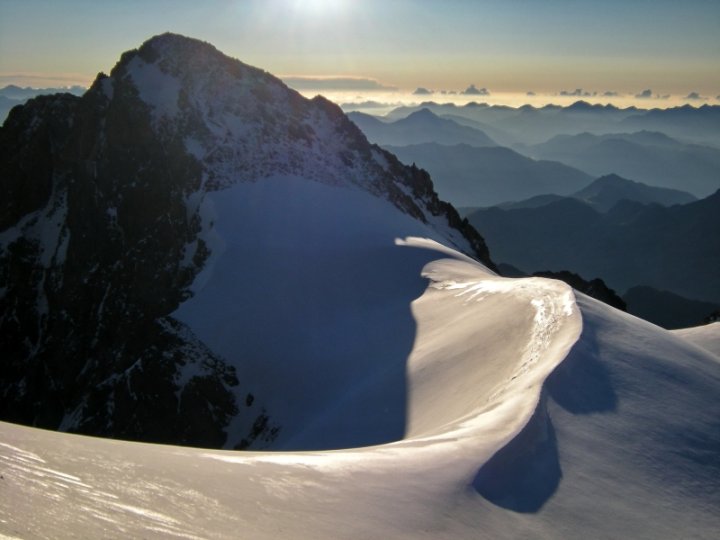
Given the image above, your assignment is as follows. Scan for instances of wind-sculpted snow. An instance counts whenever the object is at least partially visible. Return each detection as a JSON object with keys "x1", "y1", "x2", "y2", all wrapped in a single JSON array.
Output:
[
  {"x1": 0, "y1": 243, "x2": 579, "y2": 536},
  {"x1": 2, "y1": 249, "x2": 720, "y2": 538},
  {"x1": 169, "y1": 177, "x2": 576, "y2": 450}
]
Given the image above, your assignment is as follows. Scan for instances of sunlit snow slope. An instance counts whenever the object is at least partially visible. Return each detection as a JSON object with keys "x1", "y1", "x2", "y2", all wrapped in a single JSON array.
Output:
[{"x1": 2, "y1": 245, "x2": 719, "y2": 539}]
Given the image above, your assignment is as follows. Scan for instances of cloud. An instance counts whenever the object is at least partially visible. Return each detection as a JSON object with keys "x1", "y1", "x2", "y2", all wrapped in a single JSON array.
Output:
[
  {"x1": 412, "y1": 87, "x2": 433, "y2": 95},
  {"x1": 603, "y1": 91, "x2": 619, "y2": 97},
  {"x1": 339, "y1": 100, "x2": 403, "y2": 110},
  {"x1": 461, "y1": 84, "x2": 490, "y2": 96},
  {"x1": 684, "y1": 91, "x2": 704, "y2": 101},
  {"x1": 281, "y1": 77, "x2": 397, "y2": 92},
  {"x1": 635, "y1": 89, "x2": 671, "y2": 100},
  {"x1": 526, "y1": 91, "x2": 536, "y2": 96},
  {"x1": 560, "y1": 88, "x2": 592, "y2": 97}
]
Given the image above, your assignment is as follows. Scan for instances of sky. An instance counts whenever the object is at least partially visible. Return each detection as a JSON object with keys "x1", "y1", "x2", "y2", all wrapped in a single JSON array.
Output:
[{"x1": 1, "y1": 0, "x2": 718, "y2": 108}]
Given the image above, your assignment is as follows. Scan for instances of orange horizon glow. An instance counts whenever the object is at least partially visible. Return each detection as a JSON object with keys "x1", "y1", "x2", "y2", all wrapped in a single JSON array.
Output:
[{"x1": 1, "y1": 69, "x2": 715, "y2": 111}]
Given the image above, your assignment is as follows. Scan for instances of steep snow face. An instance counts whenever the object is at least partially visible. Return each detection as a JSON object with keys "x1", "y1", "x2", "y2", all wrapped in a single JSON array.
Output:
[
  {"x1": 171, "y1": 174, "x2": 578, "y2": 451},
  {"x1": 2, "y1": 259, "x2": 719, "y2": 540},
  {"x1": 172, "y1": 176, "x2": 502, "y2": 449}
]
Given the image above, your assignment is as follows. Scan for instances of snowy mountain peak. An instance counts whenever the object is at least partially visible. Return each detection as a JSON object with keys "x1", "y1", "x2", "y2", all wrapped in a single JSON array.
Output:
[
  {"x1": 0, "y1": 33, "x2": 494, "y2": 450},
  {"x1": 87, "y1": 34, "x2": 490, "y2": 258},
  {"x1": 101, "y1": 33, "x2": 361, "y2": 187}
]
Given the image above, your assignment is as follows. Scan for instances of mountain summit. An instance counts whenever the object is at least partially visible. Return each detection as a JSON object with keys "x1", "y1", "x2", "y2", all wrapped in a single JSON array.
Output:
[{"x1": 0, "y1": 33, "x2": 494, "y2": 449}]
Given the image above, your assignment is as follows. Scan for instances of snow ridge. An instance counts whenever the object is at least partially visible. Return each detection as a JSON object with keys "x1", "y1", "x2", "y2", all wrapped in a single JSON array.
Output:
[{"x1": 2, "y1": 249, "x2": 720, "y2": 538}]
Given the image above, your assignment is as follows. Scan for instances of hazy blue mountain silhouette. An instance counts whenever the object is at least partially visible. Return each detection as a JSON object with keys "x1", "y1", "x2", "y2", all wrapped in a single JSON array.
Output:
[
  {"x1": 493, "y1": 194, "x2": 567, "y2": 211},
  {"x1": 348, "y1": 108, "x2": 497, "y2": 147},
  {"x1": 383, "y1": 101, "x2": 518, "y2": 124},
  {"x1": 384, "y1": 100, "x2": 643, "y2": 145},
  {"x1": 476, "y1": 174, "x2": 696, "y2": 214},
  {"x1": 621, "y1": 104, "x2": 720, "y2": 146},
  {"x1": 523, "y1": 131, "x2": 720, "y2": 197},
  {"x1": 382, "y1": 101, "x2": 720, "y2": 147},
  {"x1": 437, "y1": 113, "x2": 518, "y2": 147},
  {"x1": 572, "y1": 174, "x2": 696, "y2": 211},
  {"x1": 384, "y1": 142, "x2": 591, "y2": 207}
]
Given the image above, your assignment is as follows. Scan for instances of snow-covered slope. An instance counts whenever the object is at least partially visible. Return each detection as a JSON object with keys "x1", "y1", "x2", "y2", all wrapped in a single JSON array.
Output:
[
  {"x1": 172, "y1": 176, "x2": 493, "y2": 450},
  {"x1": 2, "y1": 249, "x2": 718, "y2": 539}
]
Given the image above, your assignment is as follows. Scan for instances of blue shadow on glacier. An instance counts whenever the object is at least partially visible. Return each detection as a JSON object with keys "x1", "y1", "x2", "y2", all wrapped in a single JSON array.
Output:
[
  {"x1": 546, "y1": 323, "x2": 618, "y2": 414},
  {"x1": 172, "y1": 179, "x2": 448, "y2": 451},
  {"x1": 472, "y1": 395, "x2": 561, "y2": 513},
  {"x1": 473, "y1": 321, "x2": 617, "y2": 512}
]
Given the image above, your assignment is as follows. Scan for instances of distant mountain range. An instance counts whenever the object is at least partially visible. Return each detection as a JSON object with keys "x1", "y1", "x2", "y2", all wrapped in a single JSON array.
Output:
[
  {"x1": 519, "y1": 130, "x2": 720, "y2": 197},
  {"x1": 347, "y1": 105, "x2": 719, "y2": 206},
  {"x1": 384, "y1": 142, "x2": 592, "y2": 207},
  {"x1": 380, "y1": 101, "x2": 720, "y2": 147},
  {"x1": 621, "y1": 104, "x2": 720, "y2": 146},
  {"x1": 466, "y1": 189, "x2": 720, "y2": 303},
  {"x1": 347, "y1": 108, "x2": 497, "y2": 147}
]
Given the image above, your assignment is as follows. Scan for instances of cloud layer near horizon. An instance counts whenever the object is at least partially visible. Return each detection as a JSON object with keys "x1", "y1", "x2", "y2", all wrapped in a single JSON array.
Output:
[{"x1": 282, "y1": 77, "x2": 397, "y2": 92}]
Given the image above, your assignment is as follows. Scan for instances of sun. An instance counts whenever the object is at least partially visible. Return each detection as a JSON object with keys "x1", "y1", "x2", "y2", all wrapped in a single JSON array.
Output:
[{"x1": 292, "y1": 0, "x2": 347, "y2": 16}]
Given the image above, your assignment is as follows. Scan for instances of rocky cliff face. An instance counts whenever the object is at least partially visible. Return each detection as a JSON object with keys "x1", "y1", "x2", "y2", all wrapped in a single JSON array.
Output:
[{"x1": 0, "y1": 33, "x2": 494, "y2": 449}]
